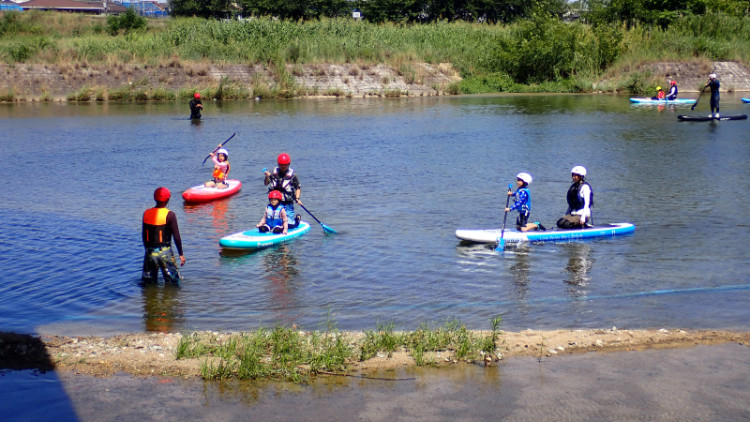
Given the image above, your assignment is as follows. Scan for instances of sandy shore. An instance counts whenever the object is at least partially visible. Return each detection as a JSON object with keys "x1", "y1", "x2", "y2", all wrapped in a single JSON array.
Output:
[{"x1": 2, "y1": 328, "x2": 748, "y2": 377}]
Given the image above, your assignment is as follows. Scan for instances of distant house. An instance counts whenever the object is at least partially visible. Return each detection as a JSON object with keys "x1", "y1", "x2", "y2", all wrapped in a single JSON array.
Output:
[{"x1": 20, "y1": 0, "x2": 105, "y2": 14}]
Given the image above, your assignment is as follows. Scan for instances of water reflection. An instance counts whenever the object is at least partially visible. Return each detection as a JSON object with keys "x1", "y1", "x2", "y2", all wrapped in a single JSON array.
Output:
[
  {"x1": 563, "y1": 243, "x2": 594, "y2": 299},
  {"x1": 508, "y1": 246, "x2": 531, "y2": 302},
  {"x1": 184, "y1": 199, "x2": 231, "y2": 236},
  {"x1": 142, "y1": 284, "x2": 184, "y2": 332},
  {"x1": 262, "y1": 246, "x2": 301, "y2": 326}
]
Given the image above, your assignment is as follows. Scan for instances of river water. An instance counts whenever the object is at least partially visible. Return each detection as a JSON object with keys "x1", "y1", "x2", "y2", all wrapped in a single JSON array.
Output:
[{"x1": 1, "y1": 94, "x2": 749, "y2": 336}]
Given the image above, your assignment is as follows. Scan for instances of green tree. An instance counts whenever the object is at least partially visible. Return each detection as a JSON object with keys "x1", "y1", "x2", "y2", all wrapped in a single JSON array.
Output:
[{"x1": 106, "y1": 8, "x2": 147, "y2": 34}]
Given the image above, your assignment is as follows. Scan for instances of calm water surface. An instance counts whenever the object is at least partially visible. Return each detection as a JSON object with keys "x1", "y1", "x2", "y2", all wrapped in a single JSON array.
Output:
[{"x1": 1, "y1": 95, "x2": 749, "y2": 335}]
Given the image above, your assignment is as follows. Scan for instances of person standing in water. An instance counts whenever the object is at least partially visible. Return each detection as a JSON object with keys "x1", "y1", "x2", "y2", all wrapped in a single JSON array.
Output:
[
  {"x1": 189, "y1": 92, "x2": 203, "y2": 120},
  {"x1": 142, "y1": 187, "x2": 185, "y2": 286}
]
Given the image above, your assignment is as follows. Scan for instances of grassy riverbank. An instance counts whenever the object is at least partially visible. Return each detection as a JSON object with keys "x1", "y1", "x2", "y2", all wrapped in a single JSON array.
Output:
[
  {"x1": 1, "y1": 11, "x2": 750, "y2": 100},
  {"x1": 5, "y1": 324, "x2": 749, "y2": 381}
]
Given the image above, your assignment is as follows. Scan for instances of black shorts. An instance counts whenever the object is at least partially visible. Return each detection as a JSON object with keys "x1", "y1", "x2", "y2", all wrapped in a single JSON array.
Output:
[{"x1": 516, "y1": 212, "x2": 529, "y2": 229}]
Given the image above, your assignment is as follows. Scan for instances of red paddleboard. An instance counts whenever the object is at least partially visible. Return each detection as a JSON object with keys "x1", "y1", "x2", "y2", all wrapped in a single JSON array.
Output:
[{"x1": 182, "y1": 179, "x2": 241, "y2": 203}]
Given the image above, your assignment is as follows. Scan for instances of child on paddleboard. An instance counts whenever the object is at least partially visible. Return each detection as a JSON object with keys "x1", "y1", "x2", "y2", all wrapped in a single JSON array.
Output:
[
  {"x1": 205, "y1": 146, "x2": 230, "y2": 189},
  {"x1": 256, "y1": 190, "x2": 288, "y2": 234},
  {"x1": 505, "y1": 172, "x2": 545, "y2": 232}
]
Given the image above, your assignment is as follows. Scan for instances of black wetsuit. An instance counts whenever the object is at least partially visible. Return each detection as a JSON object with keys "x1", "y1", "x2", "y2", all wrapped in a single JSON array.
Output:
[
  {"x1": 189, "y1": 98, "x2": 202, "y2": 120},
  {"x1": 707, "y1": 80, "x2": 720, "y2": 114}
]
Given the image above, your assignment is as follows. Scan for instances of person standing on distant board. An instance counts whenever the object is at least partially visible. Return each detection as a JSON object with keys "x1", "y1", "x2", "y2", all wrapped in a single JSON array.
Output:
[
  {"x1": 141, "y1": 187, "x2": 185, "y2": 286},
  {"x1": 706, "y1": 74, "x2": 720, "y2": 118},
  {"x1": 189, "y1": 92, "x2": 203, "y2": 120}
]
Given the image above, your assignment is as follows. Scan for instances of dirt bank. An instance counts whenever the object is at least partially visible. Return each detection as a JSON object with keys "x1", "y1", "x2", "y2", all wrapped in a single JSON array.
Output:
[
  {"x1": 2, "y1": 329, "x2": 748, "y2": 378},
  {"x1": 3, "y1": 60, "x2": 750, "y2": 102}
]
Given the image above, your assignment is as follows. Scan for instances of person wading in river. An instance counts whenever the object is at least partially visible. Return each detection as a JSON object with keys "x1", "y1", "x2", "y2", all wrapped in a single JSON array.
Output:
[
  {"x1": 189, "y1": 92, "x2": 203, "y2": 120},
  {"x1": 557, "y1": 166, "x2": 593, "y2": 229},
  {"x1": 141, "y1": 187, "x2": 185, "y2": 286}
]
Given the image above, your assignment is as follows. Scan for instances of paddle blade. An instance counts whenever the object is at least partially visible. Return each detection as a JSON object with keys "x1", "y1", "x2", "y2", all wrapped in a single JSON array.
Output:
[
  {"x1": 495, "y1": 238, "x2": 505, "y2": 251},
  {"x1": 321, "y1": 224, "x2": 337, "y2": 234}
]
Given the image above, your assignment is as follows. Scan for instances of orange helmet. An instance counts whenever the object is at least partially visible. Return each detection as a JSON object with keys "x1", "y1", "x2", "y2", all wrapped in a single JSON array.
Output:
[
  {"x1": 277, "y1": 153, "x2": 291, "y2": 165},
  {"x1": 268, "y1": 190, "x2": 283, "y2": 200},
  {"x1": 154, "y1": 187, "x2": 171, "y2": 202}
]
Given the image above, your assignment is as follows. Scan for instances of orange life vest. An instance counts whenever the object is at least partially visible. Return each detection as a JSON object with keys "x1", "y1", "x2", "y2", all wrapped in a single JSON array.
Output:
[
  {"x1": 212, "y1": 162, "x2": 230, "y2": 181},
  {"x1": 143, "y1": 207, "x2": 171, "y2": 247}
]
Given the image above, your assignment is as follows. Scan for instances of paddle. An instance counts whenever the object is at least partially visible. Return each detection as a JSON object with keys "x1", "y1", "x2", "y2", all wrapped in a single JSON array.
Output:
[
  {"x1": 262, "y1": 168, "x2": 337, "y2": 234},
  {"x1": 294, "y1": 199, "x2": 338, "y2": 234},
  {"x1": 202, "y1": 133, "x2": 236, "y2": 164},
  {"x1": 691, "y1": 73, "x2": 713, "y2": 111},
  {"x1": 496, "y1": 184, "x2": 513, "y2": 251}
]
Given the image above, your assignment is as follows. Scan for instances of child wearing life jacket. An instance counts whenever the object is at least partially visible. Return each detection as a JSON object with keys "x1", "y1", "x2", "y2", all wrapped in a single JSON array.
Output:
[
  {"x1": 505, "y1": 172, "x2": 545, "y2": 232},
  {"x1": 651, "y1": 86, "x2": 665, "y2": 100},
  {"x1": 256, "y1": 190, "x2": 288, "y2": 234},
  {"x1": 205, "y1": 147, "x2": 230, "y2": 189}
]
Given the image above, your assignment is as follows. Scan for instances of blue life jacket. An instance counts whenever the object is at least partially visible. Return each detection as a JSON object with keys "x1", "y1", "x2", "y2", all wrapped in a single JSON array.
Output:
[
  {"x1": 265, "y1": 204, "x2": 284, "y2": 227},
  {"x1": 567, "y1": 182, "x2": 593, "y2": 211},
  {"x1": 667, "y1": 85, "x2": 678, "y2": 100}
]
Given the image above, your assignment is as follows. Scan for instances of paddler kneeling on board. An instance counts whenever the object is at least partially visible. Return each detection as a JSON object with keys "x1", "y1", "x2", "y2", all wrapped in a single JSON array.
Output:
[
  {"x1": 256, "y1": 190, "x2": 288, "y2": 234},
  {"x1": 557, "y1": 166, "x2": 593, "y2": 229},
  {"x1": 505, "y1": 172, "x2": 545, "y2": 232},
  {"x1": 651, "y1": 86, "x2": 666, "y2": 100},
  {"x1": 141, "y1": 187, "x2": 185, "y2": 286},
  {"x1": 666, "y1": 79, "x2": 678, "y2": 100},
  {"x1": 205, "y1": 147, "x2": 230, "y2": 189}
]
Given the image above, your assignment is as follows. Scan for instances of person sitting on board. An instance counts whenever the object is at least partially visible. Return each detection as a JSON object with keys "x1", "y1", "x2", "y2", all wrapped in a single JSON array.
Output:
[
  {"x1": 505, "y1": 172, "x2": 545, "y2": 232},
  {"x1": 557, "y1": 166, "x2": 593, "y2": 229},
  {"x1": 189, "y1": 92, "x2": 203, "y2": 120},
  {"x1": 651, "y1": 86, "x2": 665, "y2": 101},
  {"x1": 666, "y1": 79, "x2": 678, "y2": 100},
  {"x1": 205, "y1": 147, "x2": 230, "y2": 189},
  {"x1": 706, "y1": 74, "x2": 720, "y2": 118},
  {"x1": 264, "y1": 153, "x2": 302, "y2": 228},
  {"x1": 141, "y1": 187, "x2": 185, "y2": 286},
  {"x1": 256, "y1": 190, "x2": 288, "y2": 234}
]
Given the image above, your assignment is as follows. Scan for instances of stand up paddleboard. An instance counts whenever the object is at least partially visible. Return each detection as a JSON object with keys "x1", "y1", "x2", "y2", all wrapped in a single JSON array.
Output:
[
  {"x1": 741, "y1": 98, "x2": 750, "y2": 103},
  {"x1": 455, "y1": 223, "x2": 635, "y2": 245},
  {"x1": 677, "y1": 114, "x2": 747, "y2": 122},
  {"x1": 219, "y1": 222, "x2": 311, "y2": 251},
  {"x1": 182, "y1": 179, "x2": 242, "y2": 203},
  {"x1": 630, "y1": 98, "x2": 696, "y2": 105}
]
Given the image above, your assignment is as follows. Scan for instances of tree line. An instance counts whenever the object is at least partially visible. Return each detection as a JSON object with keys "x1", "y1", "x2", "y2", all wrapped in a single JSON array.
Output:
[{"x1": 169, "y1": 0, "x2": 567, "y2": 23}]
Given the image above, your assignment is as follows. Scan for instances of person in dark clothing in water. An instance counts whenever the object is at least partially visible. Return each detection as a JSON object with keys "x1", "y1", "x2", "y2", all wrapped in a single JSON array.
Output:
[
  {"x1": 141, "y1": 187, "x2": 185, "y2": 286},
  {"x1": 706, "y1": 74, "x2": 720, "y2": 118},
  {"x1": 189, "y1": 92, "x2": 203, "y2": 120}
]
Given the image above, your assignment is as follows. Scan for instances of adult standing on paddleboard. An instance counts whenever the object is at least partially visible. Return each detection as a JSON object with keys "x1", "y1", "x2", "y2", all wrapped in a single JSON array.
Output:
[
  {"x1": 706, "y1": 74, "x2": 720, "y2": 118},
  {"x1": 264, "y1": 153, "x2": 302, "y2": 228},
  {"x1": 141, "y1": 187, "x2": 185, "y2": 286},
  {"x1": 189, "y1": 92, "x2": 203, "y2": 120},
  {"x1": 557, "y1": 166, "x2": 593, "y2": 229}
]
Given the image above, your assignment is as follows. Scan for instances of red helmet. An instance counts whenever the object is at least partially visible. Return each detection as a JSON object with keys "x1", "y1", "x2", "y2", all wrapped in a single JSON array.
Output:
[
  {"x1": 154, "y1": 187, "x2": 171, "y2": 202},
  {"x1": 670, "y1": 80, "x2": 676, "y2": 85},
  {"x1": 268, "y1": 190, "x2": 283, "y2": 200},
  {"x1": 194, "y1": 92, "x2": 201, "y2": 99},
  {"x1": 277, "y1": 153, "x2": 291, "y2": 165}
]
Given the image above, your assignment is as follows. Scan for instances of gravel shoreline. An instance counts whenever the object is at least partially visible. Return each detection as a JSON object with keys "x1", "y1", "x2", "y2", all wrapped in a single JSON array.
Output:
[{"x1": 2, "y1": 329, "x2": 748, "y2": 378}]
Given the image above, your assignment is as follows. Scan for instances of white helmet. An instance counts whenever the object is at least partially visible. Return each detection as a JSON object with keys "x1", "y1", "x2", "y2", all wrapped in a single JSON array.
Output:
[
  {"x1": 571, "y1": 166, "x2": 587, "y2": 177},
  {"x1": 216, "y1": 148, "x2": 229, "y2": 158},
  {"x1": 516, "y1": 172, "x2": 532, "y2": 184},
  {"x1": 709, "y1": 73, "x2": 717, "y2": 80}
]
